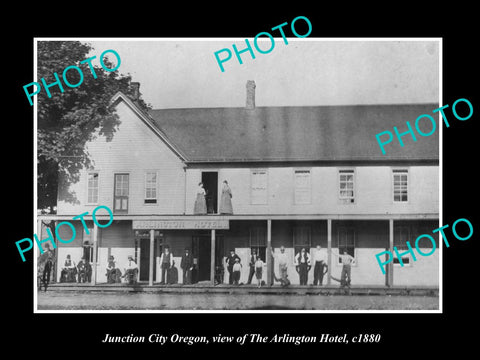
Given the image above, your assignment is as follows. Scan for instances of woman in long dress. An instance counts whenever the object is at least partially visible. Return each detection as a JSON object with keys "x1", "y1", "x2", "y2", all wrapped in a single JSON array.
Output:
[
  {"x1": 219, "y1": 180, "x2": 233, "y2": 214},
  {"x1": 194, "y1": 182, "x2": 207, "y2": 214}
]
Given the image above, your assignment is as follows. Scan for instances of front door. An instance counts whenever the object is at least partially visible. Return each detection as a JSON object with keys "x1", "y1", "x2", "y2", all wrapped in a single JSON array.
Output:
[{"x1": 192, "y1": 235, "x2": 224, "y2": 283}]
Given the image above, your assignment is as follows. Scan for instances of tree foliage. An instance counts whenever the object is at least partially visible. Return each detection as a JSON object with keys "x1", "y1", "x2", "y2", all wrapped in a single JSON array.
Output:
[{"x1": 37, "y1": 41, "x2": 150, "y2": 213}]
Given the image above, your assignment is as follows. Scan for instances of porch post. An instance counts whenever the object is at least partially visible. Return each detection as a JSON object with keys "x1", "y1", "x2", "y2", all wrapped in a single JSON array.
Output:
[
  {"x1": 388, "y1": 219, "x2": 394, "y2": 287},
  {"x1": 210, "y1": 229, "x2": 216, "y2": 285},
  {"x1": 149, "y1": 229, "x2": 154, "y2": 286},
  {"x1": 91, "y1": 223, "x2": 98, "y2": 285},
  {"x1": 36, "y1": 219, "x2": 42, "y2": 250},
  {"x1": 266, "y1": 219, "x2": 272, "y2": 287},
  {"x1": 36, "y1": 219, "x2": 42, "y2": 286},
  {"x1": 327, "y1": 219, "x2": 332, "y2": 286}
]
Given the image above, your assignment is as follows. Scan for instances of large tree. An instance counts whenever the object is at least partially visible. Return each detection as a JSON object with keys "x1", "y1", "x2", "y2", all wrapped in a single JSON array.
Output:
[{"x1": 37, "y1": 41, "x2": 150, "y2": 213}]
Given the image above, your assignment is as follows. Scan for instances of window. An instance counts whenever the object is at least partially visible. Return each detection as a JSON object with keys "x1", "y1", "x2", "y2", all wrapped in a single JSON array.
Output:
[
  {"x1": 293, "y1": 226, "x2": 312, "y2": 259},
  {"x1": 145, "y1": 172, "x2": 157, "y2": 204},
  {"x1": 114, "y1": 173, "x2": 129, "y2": 213},
  {"x1": 393, "y1": 226, "x2": 411, "y2": 266},
  {"x1": 393, "y1": 169, "x2": 408, "y2": 202},
  {"x1": 336, "y1": 227, "x2": 356, "y2": 265},
  {"x1": 87, "y1": 172, "x2": 99, "y2": 204},
  {"x1": 339, "y1": 169, "x2": 355, "y2": 203},
  {"x1": 249, "y1": 227, "x2": 266, "y2": 261},
  {"x1": 251, "y1": 170, "x2": 268, "y2": 205},
  {"x1": 294, "y1": 169, "x2": 311, "y2": 204}
]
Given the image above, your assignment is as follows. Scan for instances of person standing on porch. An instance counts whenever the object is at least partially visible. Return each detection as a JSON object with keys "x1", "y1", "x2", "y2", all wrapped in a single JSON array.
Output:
[
  {"x1": 254, "y1": 256, "x2": 265, "y2": 288},
  {"x1": 272, "y1": 246, "x2": 289, "y2": 285},
  {"x1": 312, "y1": 245, "x2": 327, "y2": 286},
  {"x1": 180, "y1": 248, "x2": 194, "y2": 285},
  {"x1": 219, "y1": 180, "x2": 233, "y2": 214},
  {"x1": 295, "y1": 248, "x2": 311, "y2": 285},
  {"x1": 331, "y1": 249, "x2": 355, "y2": 287},
  {"x1": 194, "y1": 182, "x2": 207, "y2": 214},
  {"x1": 37, "y1": 243, "x2": 55, "y2": 291},
  {"x1": 159, "y1": 246, "x2": 174, "y2": 285},
  {"x1": 225, "y1": 249, "x2": 241, "y2": 285},
  {"x1": 232, "y1": 258, "x2": 242, "y2": 285},
  {"x1": 247, "y1": 249, "x2": 258, "y2": 285}
]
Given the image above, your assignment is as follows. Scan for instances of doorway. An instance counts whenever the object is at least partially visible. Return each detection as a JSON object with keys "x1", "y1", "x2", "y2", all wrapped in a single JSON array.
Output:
[
  {"x1": 201, "y1": 172, "x2": 218, "y2": 214},
  {"x1": 192, "y1": 234, "x2": 224, "y2": 282},
  {"x1": 137, "y1": 237, "x2": 162, "y2": 282}
]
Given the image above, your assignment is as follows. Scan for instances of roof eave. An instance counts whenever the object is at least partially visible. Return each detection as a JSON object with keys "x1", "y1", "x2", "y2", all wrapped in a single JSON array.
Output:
[{"x1": 109, "y1": 92, "x2": 189, "y2": 162}]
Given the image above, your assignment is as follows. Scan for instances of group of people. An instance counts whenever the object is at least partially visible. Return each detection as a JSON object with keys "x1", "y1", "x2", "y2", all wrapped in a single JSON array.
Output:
[
  {"x1": 224, "y1": 246, "x2": 355, "y2": 288},
  {"x1": 104, "y1": 247, "x2": 195, "y2": 285},
  {"x1": 226, "y1": 249, "x2": 265, "y2": 287},
  {"x1": 105, "y1": 254, "x2": 138, "y2": 284},
  {"x1": 39, "y1": 244, "x2": 354, "y2": 289},
  {"x1": 59, "y1": 254, "x2": 92, "y2": 283},
  {"x1": 194, "y1": 180, "x2": 233, "y2": 215}
]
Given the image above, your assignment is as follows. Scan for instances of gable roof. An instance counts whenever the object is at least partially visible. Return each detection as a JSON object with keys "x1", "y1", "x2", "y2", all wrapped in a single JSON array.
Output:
[
  {"x1": 147, "y1": 103, "x2": 439, "y2": 163},
  {"x1": 110, "y1": 92, "x2": 188, "y2": 161}
]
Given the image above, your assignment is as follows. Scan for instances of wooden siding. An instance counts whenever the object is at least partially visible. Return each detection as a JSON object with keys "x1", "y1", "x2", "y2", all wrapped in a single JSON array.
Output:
[
  {"x1": 185, "y1": 166, "x2": 439, "y2": 215},
  {"x1": 57, "y1": 101, "x2": 186, "y2": 216}
]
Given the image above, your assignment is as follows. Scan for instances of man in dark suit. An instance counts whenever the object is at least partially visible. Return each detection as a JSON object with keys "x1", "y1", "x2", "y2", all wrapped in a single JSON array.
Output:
[
  {"x1": 38, "y1": 243, "x2": 55, "y2": 291},
  {"x1": 180, "y1": 248, "x2": 194, "y2": 285},
  {"x1": 247, "y1": 249, "x2": 257, "y2": 285}
]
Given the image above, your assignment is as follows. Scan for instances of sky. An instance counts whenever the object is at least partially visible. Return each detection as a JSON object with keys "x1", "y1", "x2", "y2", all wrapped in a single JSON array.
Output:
[{"x1": 85, "y1": 38, "x2": 439, "y2": 110}]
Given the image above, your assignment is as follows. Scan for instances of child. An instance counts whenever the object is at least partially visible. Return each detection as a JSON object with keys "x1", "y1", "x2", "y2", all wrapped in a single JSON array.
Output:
[
  {"x1": 254, "y1": 257, "x2": 264, "y2": 288},
  {"x1": 280, "y1": 274, "x2": 291, "y2": 287},
  {"x1": 232, "y1": 258, "x2": 242, "y2": 285}
]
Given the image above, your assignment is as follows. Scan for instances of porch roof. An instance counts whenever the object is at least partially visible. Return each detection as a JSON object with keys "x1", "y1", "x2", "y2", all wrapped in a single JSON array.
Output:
[{"x1": 37, "y1": 213, "x2": 439, "y2": 221}]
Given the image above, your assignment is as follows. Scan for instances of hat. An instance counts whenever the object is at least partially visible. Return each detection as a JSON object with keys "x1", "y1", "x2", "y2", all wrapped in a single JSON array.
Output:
[{"x1": 128, "y1": 255, "x2": 133, "y2": 259}]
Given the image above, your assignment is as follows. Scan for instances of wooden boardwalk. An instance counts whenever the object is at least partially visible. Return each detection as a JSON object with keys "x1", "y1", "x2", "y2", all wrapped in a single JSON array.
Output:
[{"x1": 44, "y1": 282, "x2": 439, "y2": 296}]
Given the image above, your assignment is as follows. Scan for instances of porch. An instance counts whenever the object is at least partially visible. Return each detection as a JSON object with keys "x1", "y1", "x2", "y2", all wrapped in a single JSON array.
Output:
[
  {"x1": 43, "y1": 282, "x2": 439, "y2": 296},
  {"x1": 37, "y1": 213, "x2": 440, "y2": 288}
]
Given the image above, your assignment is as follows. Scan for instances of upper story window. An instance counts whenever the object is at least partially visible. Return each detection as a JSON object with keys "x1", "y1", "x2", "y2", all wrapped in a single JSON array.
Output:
[
  {"x1": 87, "y1": 172, "x2": 99, "y2": 204},
  {"x1": 294, "y1": 169, "x2": 311, "y2": 205},
  {"x1": 145, "y1": 172, "x2": 157, "y2": 204},
  {"x1": 339, "y1": 169, "x2": 355, "y2": 203},
  {"x1": 114, "y1": 173, "x2": 129, "y2": 213},
  {"x1": 393, "y1": 169, "x2": 408, "y2": 202},
  {"x1": 251, "y1": 169, "x2": 268, "y2": 205}
]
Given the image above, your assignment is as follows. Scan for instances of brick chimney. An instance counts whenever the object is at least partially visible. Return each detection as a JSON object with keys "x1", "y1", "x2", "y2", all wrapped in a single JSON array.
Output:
[
  {"x1": 131, "y1": 82, "x2": 140, "y2": 100},
  {"x1": 246, "y1": 80, "x2": 256, "y2": 109}
]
